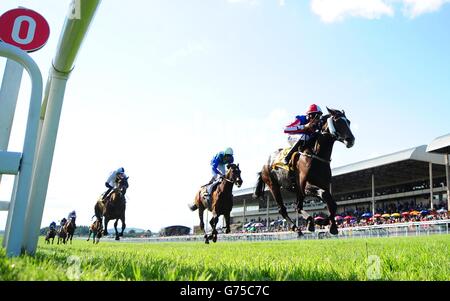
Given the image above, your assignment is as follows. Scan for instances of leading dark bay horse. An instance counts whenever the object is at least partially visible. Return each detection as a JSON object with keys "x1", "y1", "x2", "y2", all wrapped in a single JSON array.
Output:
[
  {"x1": 95, "y1": 176, "x2": 128, "y2": 240},
  {"x1": 253, "y1": 108, "x2": 355, "y2": 236},
  {"x1": 189, "y1": 164, "x2": 243, "y2": 244}
]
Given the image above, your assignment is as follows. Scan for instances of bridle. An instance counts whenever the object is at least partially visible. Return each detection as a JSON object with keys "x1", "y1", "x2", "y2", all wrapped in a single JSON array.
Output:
[
  {"x1": 325, "y1": 115, "x2": 351, "y2": 143},
  {"x1": 222, "y1": 168, "x2": 241, "y2": 185},
  {"x1": 298, "y1": 114, "x2": 351, "y2": 164}
]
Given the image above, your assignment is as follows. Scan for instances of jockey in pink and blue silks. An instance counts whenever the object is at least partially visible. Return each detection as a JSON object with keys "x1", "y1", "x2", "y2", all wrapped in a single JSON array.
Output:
[{"x1": 283, "y1": 104, "x2": 323, "y2": 164}]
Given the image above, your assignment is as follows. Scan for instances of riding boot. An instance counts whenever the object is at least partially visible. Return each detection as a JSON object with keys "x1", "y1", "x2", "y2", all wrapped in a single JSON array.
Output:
[
  {"x1": 102, "y1": 187, "x2": 113, "y2": 203},
  {"x1": 284, "y1": 139, "x2": 303, "y2": 165}
]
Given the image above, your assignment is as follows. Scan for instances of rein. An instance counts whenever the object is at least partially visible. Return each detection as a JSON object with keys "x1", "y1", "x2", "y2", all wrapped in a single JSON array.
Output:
[
  {"x1": 298, "y1": 115, "x2": 345, "y2": 164},
  {"x1": 298, "y1": 151, "x2": 331, "y2": 164},
  {"x1": 223, "y1": 177, "x2": 234, "y2": 184}
]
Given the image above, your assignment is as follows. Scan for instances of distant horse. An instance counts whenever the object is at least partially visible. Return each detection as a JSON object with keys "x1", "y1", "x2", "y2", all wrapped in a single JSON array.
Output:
[
  {"x1": 254, "y1": 108, "x2": 355, "y2": 236},
  {"x1": 45, "y1": 228, "x2": 56, "y2": 244},
  {"x1": 95, "y1": 176, "x2": 128, "y2": 240},
  {"x1": 57, "y1": 225, "x2": 67, "y2": 245},
  {"x1": 190, "y1": 164, "x2": 243, "y2": 244},
  {"x1": 87, "y1": 218, "x2": 103, "y2": 244},
  {"x1": 64, "y1": 216, "x2": 77, "y2": 244}
]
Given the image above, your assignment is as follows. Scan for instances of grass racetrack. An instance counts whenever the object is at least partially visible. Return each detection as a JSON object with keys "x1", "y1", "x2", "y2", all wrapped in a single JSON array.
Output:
[{"x1": 1, "y1": 235, "x2": 449, "y2": 281}]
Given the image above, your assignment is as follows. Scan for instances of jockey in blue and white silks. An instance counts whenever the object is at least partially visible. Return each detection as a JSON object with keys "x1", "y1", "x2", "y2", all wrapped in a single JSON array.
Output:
[
  {"x1": 206, "y1": 147, "x2": 235, "y2": 206},
  {"x1": 283, "y1": 104, "x2": 323, "y2": 164},
  {"x1": 103, "y1": 167, "x2": 127, "y2": 201},
  {"x1": 67, "y1": 210, "x2": 77, "y2": 226}
]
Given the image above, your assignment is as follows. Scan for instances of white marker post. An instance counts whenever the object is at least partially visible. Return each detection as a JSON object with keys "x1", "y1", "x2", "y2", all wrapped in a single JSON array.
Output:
[{"x1": 24, "y1": 0, "x2": 102, "y2": 254}]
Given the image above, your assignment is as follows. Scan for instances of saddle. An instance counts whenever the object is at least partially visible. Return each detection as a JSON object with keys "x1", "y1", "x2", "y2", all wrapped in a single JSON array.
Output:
[{"x1": 272, "y1": 148, "x2": 291, "y2": 171}]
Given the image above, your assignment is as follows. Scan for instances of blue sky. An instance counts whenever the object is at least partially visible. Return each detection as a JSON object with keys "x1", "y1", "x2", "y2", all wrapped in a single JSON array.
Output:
[{"x1": 0, "y1": 0, "x2": 449, "y2": 232}]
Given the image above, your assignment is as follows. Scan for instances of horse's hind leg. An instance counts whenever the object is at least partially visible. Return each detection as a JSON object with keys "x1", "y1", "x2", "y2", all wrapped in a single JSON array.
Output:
[
  {"x1": 87, "y1": 230, "x2": 91, "y2": 241},
  {"x1": 269, "y1": 182, "x2": 296, "y2": 230},
  {"x1": 322, "y1": 190, "x2": 338, "y2": 235},
  {"x1": 199, "y1": 207, "x2": 209, "y2": 244}
]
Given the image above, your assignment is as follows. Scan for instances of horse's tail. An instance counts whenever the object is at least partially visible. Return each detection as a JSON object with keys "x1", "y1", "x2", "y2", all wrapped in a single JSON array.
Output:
[
  {"x1": 188, "y1": 190, "x2": 202, "y2": 211},
  {"x1": 94, "y1": 202, "x2": 103, "y2": 220},
  {"x1": 253, "y1": 172, "x2": 265, "y2": 199}
]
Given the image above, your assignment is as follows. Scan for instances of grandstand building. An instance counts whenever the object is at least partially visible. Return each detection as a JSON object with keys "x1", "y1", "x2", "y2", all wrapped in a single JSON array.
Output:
[
  {"x1": 231, "y1": 134, "x2": 450, "y2": 227},
  {"x1": 160, "y1": 225, "x2": 191, "y2": 236}
]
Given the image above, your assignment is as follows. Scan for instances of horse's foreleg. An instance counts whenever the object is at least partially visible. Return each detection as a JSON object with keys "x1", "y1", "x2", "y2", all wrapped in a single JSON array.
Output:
[
  {"x1": 104, "y1": 218, "x2": 110, "y2": 235},
  {"x1": 87, "y1": 230, "x2": 91, "y2": 241},
  {"x1": 209, "y1": 215, "x2": 219, "y2": 243},
  {"x1": 297, "y1": 178, "x2": 314, "y2": 233},
  {"x1": 322, "y1": 190, "x2": 338, "y2": 235},
  {"x1": 114, "y1": 220, "x2": 119, "y2": 240},
  {"x1": 120, "y1": 216, "x2": 126, "y2": 237},
  {"x1": 224, "y1": 212, "x2": 231, "y2": 234}
]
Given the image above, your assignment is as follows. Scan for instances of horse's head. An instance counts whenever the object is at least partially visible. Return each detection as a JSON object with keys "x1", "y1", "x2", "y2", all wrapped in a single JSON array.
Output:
[
  {"x1": 324, "y1": 107, "x2": 355, "y2": 148},
  {"x1": 226, "y1": 163, "x2": 243, "y2": 188},
  {"x1": 116, "y1": 175, "x2": 129, "y2": 195}
]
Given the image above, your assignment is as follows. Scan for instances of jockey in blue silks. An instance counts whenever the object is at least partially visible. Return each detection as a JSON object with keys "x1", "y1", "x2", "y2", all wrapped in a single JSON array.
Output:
[
  {"x1": 49, "y1": 221, "x2": 57, "y2": 230},
  {"x1": 206, "y1": 147, "x2": 235, "y2": 206}
]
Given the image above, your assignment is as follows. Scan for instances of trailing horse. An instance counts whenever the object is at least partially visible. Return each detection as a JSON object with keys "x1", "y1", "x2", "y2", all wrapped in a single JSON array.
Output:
[
  {"x1": 87, "y1": 218, "x2": 103, "y2": 244},
  {"x1": 95, "y1": 176, "x2": 128, "y2": 240},
  {"x1": 45, "y1": 228, "x2": 56, "y2": 244},
  {"x1": 253, "y1": 107, "x2": 355, "y2": 236},
  {"x1": 190, "y1": 164, "x2": 243, "y2": 244},
  {"x1": 64, "y1": 216, "x2": 77, "y2": 244},
  {"x1": 57, "y1": 225, "x2": 67, "y2": 245}
]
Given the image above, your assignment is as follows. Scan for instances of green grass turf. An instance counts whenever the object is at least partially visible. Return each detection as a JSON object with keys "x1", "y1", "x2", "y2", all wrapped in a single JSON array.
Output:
[{"x1": 0, "y1": 235, "x2": 449, "y2": 280}]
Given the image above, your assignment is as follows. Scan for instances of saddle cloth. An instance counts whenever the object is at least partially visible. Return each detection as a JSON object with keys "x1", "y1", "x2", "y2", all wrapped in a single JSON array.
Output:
[{"x1": 272, "y1": 148, "x2": 292, "y2": 171}]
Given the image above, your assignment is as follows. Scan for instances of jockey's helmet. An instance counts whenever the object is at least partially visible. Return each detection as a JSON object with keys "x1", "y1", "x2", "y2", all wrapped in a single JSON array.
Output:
[
  {"x1": 306, "y1": 104, "x2": 323, "y2": 115},
  {"x1": 224, "y1": 147, "x2": 234, "y2": 156},
  {"x1": 118, "y1": 167, "x2": 125, "y2": 173}
]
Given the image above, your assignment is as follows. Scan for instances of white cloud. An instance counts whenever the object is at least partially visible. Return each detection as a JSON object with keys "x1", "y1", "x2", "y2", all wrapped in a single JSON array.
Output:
[
  {"x1": 311, "y1": 0, "x2": 394, "y2": 23},
  {"x1": 402, "y1": 0, "x2": 450, "y2": 18},
  {"x1": 310, "y1": 0, "x2": 450, "y2": 23}
]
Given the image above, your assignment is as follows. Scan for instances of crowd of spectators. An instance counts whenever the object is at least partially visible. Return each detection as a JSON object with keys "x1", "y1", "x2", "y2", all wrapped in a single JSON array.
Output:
[{"x1": 240, "y1": 201, "x2": 448, "y2": 233}]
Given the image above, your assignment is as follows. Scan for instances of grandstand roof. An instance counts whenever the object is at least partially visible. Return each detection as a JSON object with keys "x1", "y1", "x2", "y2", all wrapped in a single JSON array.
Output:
[
  {"x1": 332, "y1": 145, "x2": 445, "y2": 177},
  {"x1": 234, "y1": 187, "x2": 255, "y2": 197},
  {"x1": 427, "y1": 133, "x2": 450, "y2": 154},
  {"x1": 234, "y1": 145, "x2": 447, "y2": 200}
]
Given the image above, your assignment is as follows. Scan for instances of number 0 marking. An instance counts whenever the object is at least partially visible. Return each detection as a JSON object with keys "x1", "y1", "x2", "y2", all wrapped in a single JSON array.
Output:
[{"x1": 11, "y1": 16, "x2": 36, "y2": 45}]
